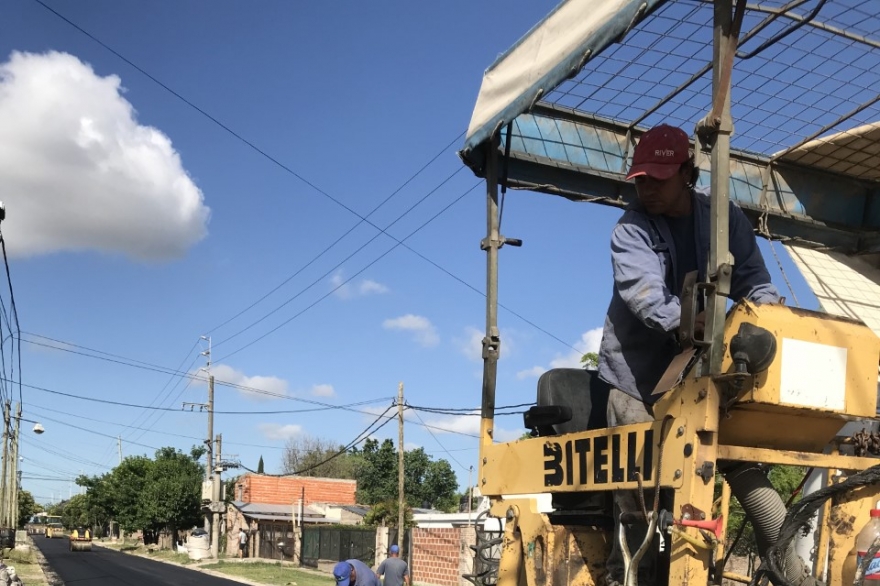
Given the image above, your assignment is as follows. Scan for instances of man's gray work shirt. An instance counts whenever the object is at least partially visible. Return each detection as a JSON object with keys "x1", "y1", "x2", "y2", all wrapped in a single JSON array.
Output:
[
  {"x1": 377, "y1": 557, "x2": 409, "y2": 586},
  {"x1": 598, "y1": 188, "x2": 780, "y2": 404}
]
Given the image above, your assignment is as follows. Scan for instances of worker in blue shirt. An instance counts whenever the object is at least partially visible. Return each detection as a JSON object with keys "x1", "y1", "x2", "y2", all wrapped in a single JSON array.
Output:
[
  {"x1": 597, "y1": 124, "x2": 780, "y2": 586},
  {"x1": 334, "y1": 558, "x2": 380, "y2": 586}
]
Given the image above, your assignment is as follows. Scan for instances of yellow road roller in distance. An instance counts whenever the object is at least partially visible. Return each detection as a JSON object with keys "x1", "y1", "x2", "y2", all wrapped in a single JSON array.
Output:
[
  {"x1": 69, "y1": 527, "x2": 91, "y2": 552},
  {"x1": 43, "y1": 516, "x2": 63, "y2": 539}
]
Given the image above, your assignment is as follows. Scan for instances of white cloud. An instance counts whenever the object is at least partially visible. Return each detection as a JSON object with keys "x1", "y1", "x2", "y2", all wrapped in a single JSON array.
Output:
[
  {"x1": 211, "y1": 364, "x2": 289, "y2": 400},
  {"x1": 458, "y1": 327, "x2": 484, "y2": 362},
  {"x1": 516, "y1": 366, "x2": 546, "y2": 380},
  {"x1": 358, "y1": 279, "x2": 389, "y2": 295},
  {"x1": 331, "y1": 270, "x2": 389, "y2": 299},
  {"x1": 258, "y1": 423, "x2": 303, "y2": 441},
  {"x1": 0, "y1": 51, "x2": 209, "y2": 260},
  {"x1": 549, "y1": 327, "x2": 603, "y2": 369},
  {"x1": 310, "y1": 384, "x2": 335, "y2": 397},
  {"x1": 383, "y1": 314, "x2": 439, "y2": 347},
  {"x1": 423, "y1": 411, "x2": 520, "y2": 442},
  {"x1": 425, "y1": 412, "x2": 480, "y2": 436}
]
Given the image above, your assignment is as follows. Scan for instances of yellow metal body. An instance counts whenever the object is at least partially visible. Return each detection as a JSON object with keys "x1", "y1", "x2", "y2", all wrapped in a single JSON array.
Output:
[
  {"x1": 45, "y1": 524, "x2": 63, "y2": 539},
  {"x1": 481, "y1": 302, "x2": 880, "y2": 586},
  {"x1": 69, "y1": 528, "x2": 92, "y2": 552}
]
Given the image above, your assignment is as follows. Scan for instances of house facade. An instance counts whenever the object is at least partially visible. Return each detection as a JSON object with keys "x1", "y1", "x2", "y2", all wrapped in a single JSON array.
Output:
[{"x1": 225, "y1": 473, "x2": 358, "y2": 560}]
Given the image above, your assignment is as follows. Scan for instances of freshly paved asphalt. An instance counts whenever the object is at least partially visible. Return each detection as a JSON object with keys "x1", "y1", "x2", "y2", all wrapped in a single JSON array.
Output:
[{"x1": 33, "y1": 536, "x2": 245, "y2": 586}]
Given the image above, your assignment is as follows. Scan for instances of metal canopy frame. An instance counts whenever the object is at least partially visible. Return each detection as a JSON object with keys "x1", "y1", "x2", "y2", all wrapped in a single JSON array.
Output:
[{"x1": 462, "y1": 0, "x2": 880, "y2": 256}]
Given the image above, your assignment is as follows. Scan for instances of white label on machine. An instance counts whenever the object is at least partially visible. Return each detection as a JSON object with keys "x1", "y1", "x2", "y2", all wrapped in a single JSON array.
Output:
[{"x1": 780, "y1": 338, "x2": 846, "y2": 410}]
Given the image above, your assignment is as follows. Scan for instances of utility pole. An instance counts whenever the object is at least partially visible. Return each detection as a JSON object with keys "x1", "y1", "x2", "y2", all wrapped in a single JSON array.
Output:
[
  {"x1": 397, "y1": 382, "x2": 404, "y2": 549},
  {"x1": 207, "y1": 375, "x2": 214, "y2": 487},
  {"x1": 10, "y1": 403, "x2": 20, "y2": 529},
  {"x1": 467, "y1": 466, "x2": 473, "y2": 518},
  {"x1": 210, "y1": 433, "x2": 222, "y2": 559},
  {"x1": 0, "y1": 401, "x2": 9, "y2": 528},
  {"x1": 187, "y1": 336, "x2": 213, "y2": 534},
  {"x1": 118, "y1": 436, "x2": 122, "y2": 465}
]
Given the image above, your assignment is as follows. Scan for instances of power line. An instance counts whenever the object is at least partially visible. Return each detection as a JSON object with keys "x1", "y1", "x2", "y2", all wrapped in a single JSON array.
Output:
[
  {"x1": 241, "y1": 405, "x2": 397, "y2": 477},
  {"x1": 409, "y1": 408, "x2": 471, "y2": 473},
  {"x1": 208, "y1": 131, "x2": 465, "y2": 334},
  {"x1": 32, "y1": 413, "x2": 160, "y2": 451},
  {"x1": 27, "y1": 403, "x2": 291, "y2": 452},
  {"x1": 0, "y1": 232, "x2": 20, "y2": 405},
  {"x1": 29, "y1": 0, "x2": 582, "y2": 362},
  {"x1": 6, "y1": 377, "x2": 390, "y2": 415},
  {"x1": 212, "y1": 166, "x2": 465, "y2": 349},
  {"x1": 30, "y1": 0, "x2": 478, "y2": 344},
  {"x1": 22, "y1": 436, "x2": 111, "y2": 470},
  {"x1": 214, "y1": 181, "x2": 480, "y2": 362},
  {"x1": 123, "y1": 339, "x2": 200, "y2": 441}
]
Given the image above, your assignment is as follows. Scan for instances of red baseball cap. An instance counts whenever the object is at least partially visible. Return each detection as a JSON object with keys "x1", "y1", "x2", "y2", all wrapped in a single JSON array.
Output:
[{"x1": 626, "y1": 124, "x2": 690, "y2": 181}]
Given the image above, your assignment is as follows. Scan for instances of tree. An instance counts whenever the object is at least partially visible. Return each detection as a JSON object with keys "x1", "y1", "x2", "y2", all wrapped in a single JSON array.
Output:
[
  {"x1": 77, "y1": 473, "x2": 114, "y2": 534},
  {"x1": 355, "y1": 439, "x2": 460, "y2": 512},
  {"x1": 140, "y1": 447, "x2": 204, "y2": 536},
  {"x1": 355, "y1": 439, "x2": 397, "y2": 504},
  {"x1": 107, "y1": 455, "x2": 154, "y2": 533},
  {"x1": 257, "y1": 456, "x2": 264, "y2": 474},
  {"x1": 282, "y1": 435, "x2": 357, "y2": 478},
  {"x1": 17, "y1": 490, "x2": 39, "y2": 529},
  {"x1": 364, "y1": 499, "x2": 414, "y2": 528},
  {"x1": 581, "y1": 352, "x2": 599, "y2": 369},
  {"x1": 61, "y1": 494, "x2": 90, "y2": 529}
]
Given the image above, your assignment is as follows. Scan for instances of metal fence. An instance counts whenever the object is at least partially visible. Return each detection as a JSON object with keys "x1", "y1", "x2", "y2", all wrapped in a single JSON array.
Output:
[
  {"x1": 301, "y1": 526, "x2": 376, "y2": 567},
  {"x1": 259, "y1": 522, "x2": 296, "y2": 561}
]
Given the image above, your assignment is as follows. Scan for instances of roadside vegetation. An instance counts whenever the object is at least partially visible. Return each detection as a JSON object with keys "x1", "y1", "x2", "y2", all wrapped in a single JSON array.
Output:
[{"x1": 200, "y1": 561, "x2": 336, "y2": 586}]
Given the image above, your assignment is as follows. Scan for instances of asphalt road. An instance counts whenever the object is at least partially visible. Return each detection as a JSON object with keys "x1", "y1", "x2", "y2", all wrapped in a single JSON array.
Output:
[{"x1": 33, "y1": 537, "x2": 245, "y2": 586}]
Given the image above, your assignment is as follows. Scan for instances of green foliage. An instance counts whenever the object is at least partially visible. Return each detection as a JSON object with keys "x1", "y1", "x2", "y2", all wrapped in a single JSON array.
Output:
[
  {"x1": 78, "y1": 445, "x2": 205, "y2": 535},
  {"x1": 140, "y1": 447, "x2": 204, "y2": 532},
  {"x1": 364, "y1": 499, "x2": 414, "y2": 528},
  {"x1": 282, "y1": 435, "x2": 357, "y2": 478},
  {"x1": 17, "y1": 490, "x2": 39, "y2": 528},
  {"x1": 257, "y1": 456, "x2": 264, "y2": 474},
  {"x1": 581, "y1": 352, "x2": 599, "y2": 369},
  {"x1": 720, "y1": 465, "x2": 806, "y2": 556},
  {"x1": 110, "y1": 455, "x2": 154, "y2": 533},
  {"x1": 60, "y1": 494, "x2": 90, "y2": 528},
  {"x1": 354, "y1": 439, "x2": 460, "y2": 512}
]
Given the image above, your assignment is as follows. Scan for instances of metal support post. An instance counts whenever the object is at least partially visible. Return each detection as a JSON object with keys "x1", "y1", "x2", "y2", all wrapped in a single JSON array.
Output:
[
  {"x1": 211, "y1": 433, "x2": 222, "y2": 559},
  {"x1": 0, "y1": 402, "x2": 9, "y2": 528},
  {"x1": 479, "y1": 132, "x2": 501, "y2": 484},
  {"x1": 397, "y1": 382, "x2": 405, "y2": 548},
  {"x1": 10, "y1": 403, "x2": 19, "y2": 530}
]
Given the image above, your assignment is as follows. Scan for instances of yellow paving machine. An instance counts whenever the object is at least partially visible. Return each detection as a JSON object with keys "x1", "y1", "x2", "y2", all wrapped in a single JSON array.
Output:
[
  {"x1": 459, "y1": 1, "x2": 880, "y2": 585},
  {"x1": 44, "y1": 516, "x2": 63, "y2": 539}
]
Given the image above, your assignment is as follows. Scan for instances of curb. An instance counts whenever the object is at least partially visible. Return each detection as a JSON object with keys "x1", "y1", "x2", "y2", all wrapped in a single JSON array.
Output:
[
  {"x1": 92, "y1": 542, "x2": 274, "y2": 586},
  {"x1": 27, "y1": 535, "x2": 62, "y2": 586}
]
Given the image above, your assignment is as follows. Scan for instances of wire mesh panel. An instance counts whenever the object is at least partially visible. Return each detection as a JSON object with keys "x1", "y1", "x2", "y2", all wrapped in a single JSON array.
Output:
[
  {"x1": 461, "y1": 0, "x2": 880, "y2": 253},
  {"x1": 542, "y1": 0, "x2": 880, "y2": 163}
]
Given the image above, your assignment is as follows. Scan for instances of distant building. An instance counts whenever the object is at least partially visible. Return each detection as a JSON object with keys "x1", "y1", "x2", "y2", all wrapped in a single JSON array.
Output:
[{"x1": 226, "y1": 473, "x2": 358, "y2": 560}]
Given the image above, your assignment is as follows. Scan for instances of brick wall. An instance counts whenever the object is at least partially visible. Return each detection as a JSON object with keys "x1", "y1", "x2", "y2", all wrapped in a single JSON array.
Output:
[
  {"x1": 238, "y1": 474, "x2": 356, "y2": 506},
  {"x1": 411, "y1": 527, "x2": 475, "y2": 586}
]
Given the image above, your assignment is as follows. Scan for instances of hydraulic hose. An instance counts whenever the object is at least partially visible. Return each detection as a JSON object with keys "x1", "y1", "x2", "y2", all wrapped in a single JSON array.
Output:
[{"x1": 722, "y1": 463, "x2": 823, "y2": 586}]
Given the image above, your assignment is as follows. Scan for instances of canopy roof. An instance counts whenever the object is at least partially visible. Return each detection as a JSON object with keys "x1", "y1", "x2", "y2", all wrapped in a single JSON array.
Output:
[{"x1": 461, "y1": 0, "x2": 880, "y2": 256}]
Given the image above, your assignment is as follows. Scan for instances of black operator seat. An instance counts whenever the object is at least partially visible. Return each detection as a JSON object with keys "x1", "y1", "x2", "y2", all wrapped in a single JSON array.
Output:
[{"x1": 523, "y1": 368, "x2": 610, "y2": 436}]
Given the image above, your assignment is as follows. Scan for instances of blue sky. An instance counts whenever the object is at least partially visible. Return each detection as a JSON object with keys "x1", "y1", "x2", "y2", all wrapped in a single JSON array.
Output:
[{"x1": 1, "y1": 0, "x2": 817, "y2": 505}]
